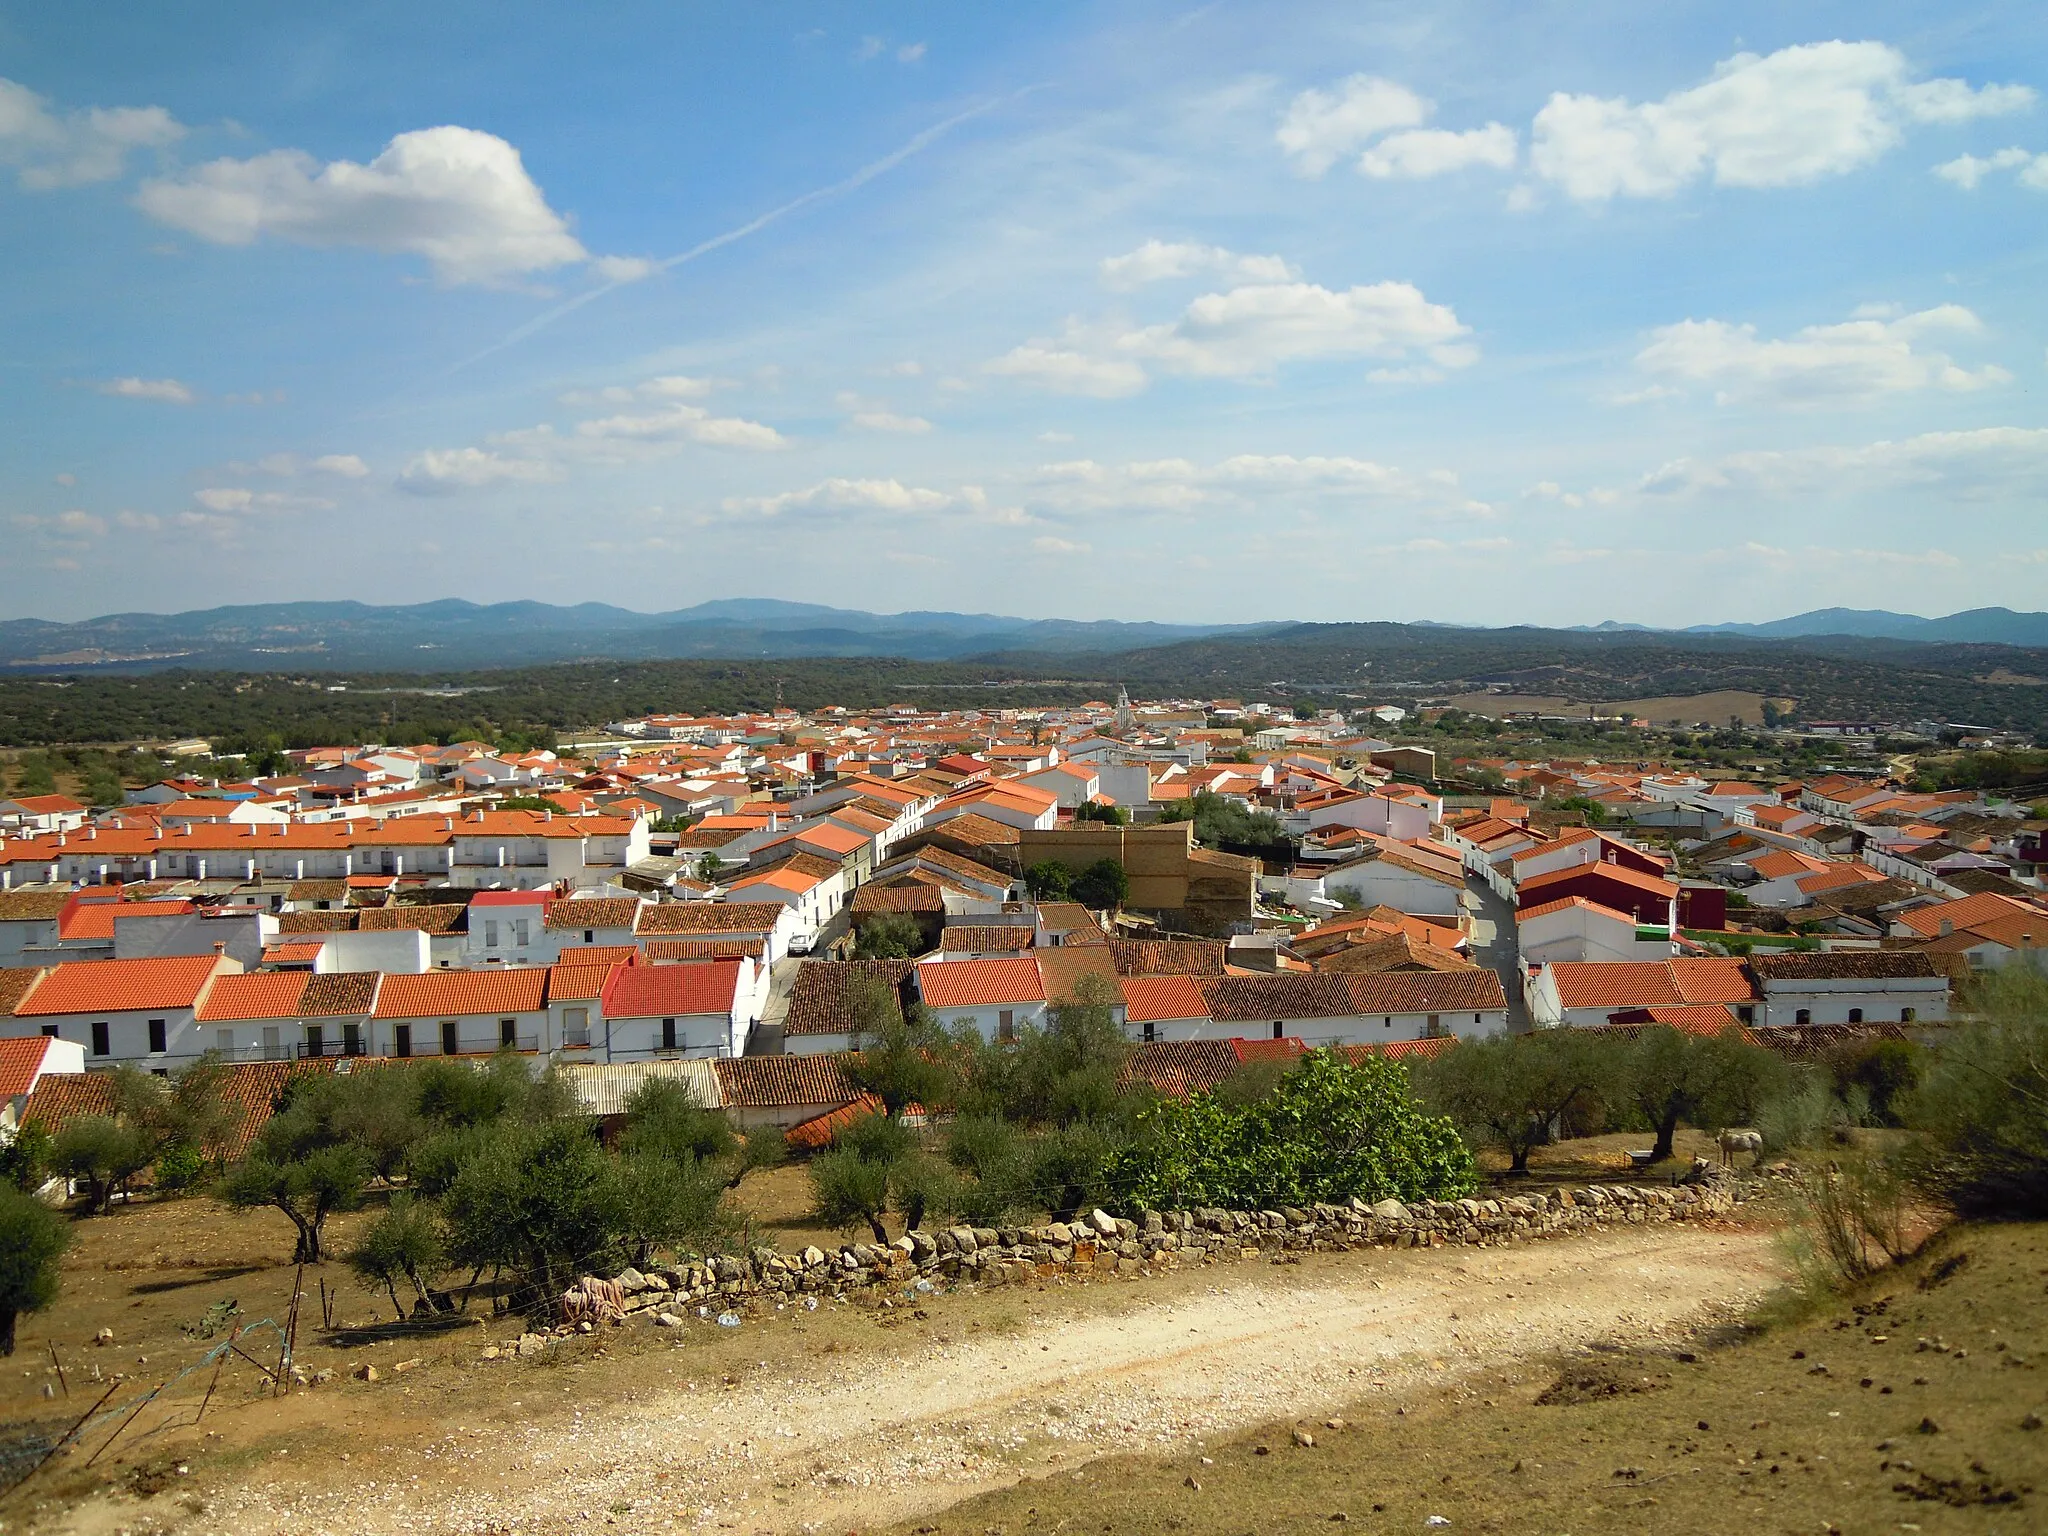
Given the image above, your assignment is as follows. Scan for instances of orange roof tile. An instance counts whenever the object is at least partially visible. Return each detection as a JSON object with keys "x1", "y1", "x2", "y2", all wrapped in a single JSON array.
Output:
[
  {"x1": 15, "y1": 955, "x2": 225, "y2": 1016},
  {"x1": 195, "y1": 971, "x2": 311, "y2": 1021},
  {"x1": 915, "y1": 955, "x2": 1046, "y2": 1008},
  {"x1": 1120, "y1": 975, "x2": 1210, "y2": 1024},
  {"x1": 373, "y1": 968, "x2": 547, "y2": 1019}
]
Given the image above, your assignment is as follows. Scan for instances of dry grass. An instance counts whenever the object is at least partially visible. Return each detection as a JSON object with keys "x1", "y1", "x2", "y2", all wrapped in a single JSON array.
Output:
[{"x1": 881, "y1": 1222, "x2": 2048, "y2": 1536}]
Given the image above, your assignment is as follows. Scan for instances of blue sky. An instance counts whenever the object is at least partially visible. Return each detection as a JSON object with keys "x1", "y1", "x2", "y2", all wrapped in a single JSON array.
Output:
[{"x1": 4, "y1": 1, "x2": 2045, "y2": 627}]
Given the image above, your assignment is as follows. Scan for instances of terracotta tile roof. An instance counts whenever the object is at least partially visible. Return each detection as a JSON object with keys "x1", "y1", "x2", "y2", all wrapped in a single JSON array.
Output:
[
  {"x1": 783, "y1": 1095, "x2": 885, "y2": 1152},
  {"x1": 634, "y1": 902, "x2": 788, "y2": 934},
  {"x1": 916, "y1": 955, "x2": 1046, "y2": 1009},
  {"x1": 261, "y1": 941, "x2": 326, "y2": 965},
  {"x1": 641, "y1": 938, "x2": 765, "y2": 961},
  {"x1": 546, "y1": 897, "x2": 643, "y2": 931},
  {"x1": 277, "y1": 910, "x2": 358, "y2": 933},
  {"x1": 1515, "y1": 895, "x2": 1639, "y2": 926},
  {"x1": 1601, "y1": 1004, "x2": 1746, "y2": 1035},
  {"x1": 19, "y1": 1071, "x2": 115, "y2": 1134},
  {"x1": 301, "y1": 972, "x2": 380, "y2": 1016},
  {"x1": 1342, "y1": 970, "x2": 1507, "y2": 1015},
  {"x1": 556, "y1": 943, "x2": 641, "y2": 965},
  {"x1": 1669, "y1": 957, "x2": 1759, "y2": 1003},
  {"x1": 1120, "y1": 974, "x2": 1210, "y2": 1024},
  {"x1": 1196, "y1": 973, "x2": 1357, "y2": 1023},
  {"x1": 601, "y1": 960, "x2": 744, "y2": 1017},
  {"x1": 196, "y1": 971, "x2": 311, "y2": 1021},
  {"x1": 1333, "y1": 1037, "x2": 1458, "y2": 1062},
  {"x1": 1519, "y1": 860, "x2": 1678, "y2": 902},
  {"x1": 750, "y1": 850, "x2": 844, "y2": 882},
  {"x1": 728, "y1": 867, "x2": 823, "y2": 896},
  {"x1": 1035, "y1": 946, "x2": 1123, "y2": 1007},
  {"x1": 16, "y1": 955, "x2": 225, "y2": 1016},
  {"x1": 1119, "y1": 1039, "x2": 1243, "y2": 1098},
  {"x1": 851, "y1": 881, "x2": 947, "y2": 913},
  {"x1": 1752, "y1": 1021, "x2": 1915, "y2": 1059},
  {"x1": 286, "y1": 879, "x2": 349, "y2": 903},
  {"x1": 359, "y1": 903, "x2": 467, "y2": 933},
  {"x1": 1547, "y1": 962, "x2": 1684, "y2": 1009},
  {"x1": 1749, "y1": 951, "x2": 1941, "y2": 982},
  {"x1": 712, "y1": 1052, "x2": 858, "y2": 1109},
  {"x1": 676, "y1": 826, "x2": 749, "y2": 848},
  {"x1": 784, "y1": 959, "x2": 913, "y2": 1038},
  {"x1": 20, "y1": 1059, "x2": 337, "y2": 1159},
  {"x1": 373, "y1": 968, "x2": 547, "y2": 1018},
  {"x1": 940, "y1": 926, "x2": 1033, "y2": 954},
  {"x1": 545, "y1": 962, "x2": 619, "y2": 1003},
  {"x1": 1315, "y1": 933, "x2": 1476, "y2": 975},
  {"x1": 0, "y1": 1036, "x2": 62, "y2": 1099},
  {"x1": 0, "y1": 966, "x2": 45, "y2": 1017},
  {"x1": 917, "y1": 812, "x2": 1021, "y2": 847},
  {"x1": 1584, "y1": 1015, "x2": 1761, "y2": 1047},
  {"x1": 1894, "y1": 892, "x2": 2045, "y2": 938},
  {"x1": 58, "y1": 900, "x2": 196, "y2": 942},
  {"x1": 1108, "y1": 938, "x2": 1228, "y2": 977}
]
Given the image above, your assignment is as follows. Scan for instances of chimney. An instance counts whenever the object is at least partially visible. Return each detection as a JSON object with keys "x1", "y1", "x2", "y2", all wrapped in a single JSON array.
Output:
[
  {"x1": 212, "y1": 941, "x2": 225, "y2": 956},
  {"x1": 1938, "y1": 918, "x2": 1953, "y2": 937}
]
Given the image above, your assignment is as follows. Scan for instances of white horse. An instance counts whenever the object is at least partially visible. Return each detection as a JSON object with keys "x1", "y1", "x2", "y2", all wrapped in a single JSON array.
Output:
[{"x1": 1717, "y1": 1128, "x2": 1763, "y2": 1168}]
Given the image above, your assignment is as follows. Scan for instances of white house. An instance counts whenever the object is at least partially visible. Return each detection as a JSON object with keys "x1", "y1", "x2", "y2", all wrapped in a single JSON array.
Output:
[
  {"x1": 1515, "y1": 896, "x2": 1675, "y2": 966},
  {"x1": 1321, "y1": 842, "x2": 1465, "y2": 919},
  {"x1": 465, "y1": 889, "x2": 554, "y2": 966},
  {"x1": 6, "y1": 953, "x2": 241, "y2": 1068},
  {"x1": 0, "y1": 1034, "x2": 86, "y2": 1129},
  {"x1": 1199, "y1": 971, "x2": 1508, "y2": 1045},
  {"x1": 371, "y1": 968, "x2": 550, "y2": 1057},
  {"x1": 1747, "y1": 951, "x2": 1949, "y2": 1027},
  {"x1": 915, "y1": 955, "x2": 1048, "y2": 1041},
  {"x1": 598, "y1": 959, "x2": 753, "y2": 1060}
]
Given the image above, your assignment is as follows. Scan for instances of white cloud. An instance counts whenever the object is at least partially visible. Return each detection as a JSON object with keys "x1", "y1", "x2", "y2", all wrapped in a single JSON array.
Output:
[
  {"x1": 0, "y1": 76, "x2": 184, "y2": 189},
  {"x1": 1031, "y1": 535, "x2": 1091, "y2": 555},
  {"x1": 1530, "y1": 41, "x2": 2033, "y2": 201},
  {"x1": 1633, "y1": 305, "x2": 2009, "y2": 403},
  {"x1": 1027, "y1": 453, "x2": 1492, "y2": 518},
  {"x1": 985, "y1": 342, "x2": 1150, "y2": 398},
  {"x1": 993, "y1": 272, "x2": 1471, "y2": 397},
  {"x1": 397, "y1": 447, "x2": 564, "y2": 493},
  {"x1": 850, "y1": 410, "x2": 933, "y2": 434},
  {"x1": 311, "y1": 453, "x2": 369, "y2": 478},
  {"x1": 53, "y1": 473, "x2": 76, "y2": 487},
  {"x1": 11, "y1": 508, "x2": 106, "y2": 539},
  {"x1": 897, "y1": 43, "x2": 927, "y2": 64},
  {"x1": 135, "y1": 125, "x2": 591, "y2": 286},
  {"x1": 641, "y1": 375, "x2": 717, "y2": 399},
  {"x1": 1935, "y1": 146, "x2": 2048, "y2": 190},
  {"x1": 235, "y1": 451, "x2": 371, "y2": 478},
  {"x1": 722, "y1": 478, "x2": 963, "y2": 518},
  {"x1": 1124, "y1": 280, "x2": 1472, "y2": 380},
  {"x1": 1357, "y1": 124, "x2": 1518, "y2": 179},
  {"x1": 1100, "y1": 240, "x2": 1297, "y2": 289},
  {"x1": 1276, "y1": 75, "x2": 1428, "y2": 176},
  {"x1": 1636, "y1": 425, "x2": 2048, "y2": 500},
  {"x1": 99, "y1": 376, "x2": 194, "y2": 404},
  {"x1": 192, "y1": 486, "x2": 333, "y2": 514},
  {"x1": 573, "y1": 403, "x2": 785, "y2": 449}
]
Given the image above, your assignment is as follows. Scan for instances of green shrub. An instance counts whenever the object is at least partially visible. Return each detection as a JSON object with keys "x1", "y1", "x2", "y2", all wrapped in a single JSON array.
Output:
[
  {"x1": 347, "y1": 1192, "x2": 447, "y2": 1315},
  {"x1": 0, "y1": 1185, "x2": 70, "y2": 1356},
  {"x1": 1903, "y1": 973, "x2": 2048, "y2": 1218},
  {"x1": 1115, "y1": 1049, "x2": 1475, "y2": 1211}
]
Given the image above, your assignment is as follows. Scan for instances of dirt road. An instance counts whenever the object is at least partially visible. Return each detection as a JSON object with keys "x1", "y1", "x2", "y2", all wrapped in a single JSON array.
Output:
[{"x1": 124, "y1": 1222, "x2": 1782, "y2": 1536}]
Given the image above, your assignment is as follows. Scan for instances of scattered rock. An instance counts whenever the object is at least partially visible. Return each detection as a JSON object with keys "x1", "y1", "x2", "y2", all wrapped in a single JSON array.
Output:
[
  {"x1": 1324, "y1": 1417, "x2": 1348, "y2": 1432},
  {"x1": 1293, "y1": 1428, "x2": 1316, "y2": 1448},
  {"x1": 480, "y1": 1346, "x2": 502, "y2": 1361},
  {"x1": 1182, "y1": 1476, "x2": 1201, "y2": 1492},
  {"x1": 353, "y1": 1363, "x2": 379, "y2": 1383},
  {"x1": 1916, "y1": 1417, "x2": 1941, "y2": 1435},
  {"x1": 94, "y1": 1328, "x2": 113, "y2": 1346},
  {"x1": 2021, "y1": 1411, "x2": 2042, "y2": 1431}
]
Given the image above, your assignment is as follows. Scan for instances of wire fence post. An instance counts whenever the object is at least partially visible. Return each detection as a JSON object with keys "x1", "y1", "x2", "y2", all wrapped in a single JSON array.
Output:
[
  {"x1": 275, "y1": 1262, "x2": 304, "y2": 1396},
  {"x1": 48, "y1": 1340, "x2": 69, "y2": 1397},
  {"x1": 83, "y1": 1378, "x2": 166, "y2": 1469},
  {"x1": 196, "y1": 1325, "x2": 238, "y2": 1424}
]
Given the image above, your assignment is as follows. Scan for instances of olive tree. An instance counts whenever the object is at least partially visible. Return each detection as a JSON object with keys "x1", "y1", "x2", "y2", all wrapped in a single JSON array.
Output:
[{"x1": 0, "y1": 1185, "x2": 70, "y2": 1355}]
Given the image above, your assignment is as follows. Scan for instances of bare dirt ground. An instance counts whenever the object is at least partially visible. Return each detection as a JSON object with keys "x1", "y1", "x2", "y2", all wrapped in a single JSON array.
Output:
[{"x1": 12, "y1": 1217, "x2": 1783, "y2": 1536}]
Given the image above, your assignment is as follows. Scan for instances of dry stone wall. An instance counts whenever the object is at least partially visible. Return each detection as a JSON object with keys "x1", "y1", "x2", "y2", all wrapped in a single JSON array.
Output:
[{"x1": 582, "y1": 1180, "x2": 1749, "y2": 1329}]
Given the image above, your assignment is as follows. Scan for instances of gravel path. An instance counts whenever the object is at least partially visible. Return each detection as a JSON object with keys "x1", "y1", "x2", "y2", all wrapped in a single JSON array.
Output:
[{"x1": 184, "y1": 1223, "x2": 1777, "y2": 1536}]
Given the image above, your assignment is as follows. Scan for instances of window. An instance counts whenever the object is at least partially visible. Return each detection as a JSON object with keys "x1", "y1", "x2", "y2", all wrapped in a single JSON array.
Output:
[
  {"x1": 1736, "y1": 1004, "x2": 1755, "y2": 1025},
  {"x1": 500, "y1": 1018, "x2": 517, "y2": 1047},
  {"x1": 441, "y1": 1019, "x2": 460, "y2": 1055},
  {"x1": 1795, "y1": 1008, "x2": 1812, "y2": 1026},
  {"x1": 216, "y1": 1028, "x2": 235, "y2": 1055},
  {"x1": 91, "y1": 1022, "x2": 110, "y2": 1056},
  {"x1": 1847, "y1": 1007, "x2": 1864, "y2": 1024},
  {"x1": 394, "y1": 1023, "x2": 412, "y2": 1058},
  {"x1": 485, "y1": 919, "x2": 501, "y2": 948},
  {"x1": 305, "y1": 1024, "x2": 325, "y2": 1058},
  {"x1": 344, "y1": 1023, "x2": 364, "y2": 1056},
  {"x1": 1425, "y1": 1013, "x2": 1442, "y2": 1038},
  {"x1": 40, "y1": 1024, "x2": 57, "y2": 1039},
  {"x1": 513, "y1": 918, "x2": 530, "y2": 946},
  {"x1": 661, "y1": 1016, "x2": 677, "y2": 1051},
  {"x1": 148, "y1": 1018, "x2": 167, "y2": 1054},
  {"x1": 262, "y1": 1025, "x2": 281, "y2": 1060},
  {"x1": 564, "y1": 1007, "x2": 590, "y2": 1048},
  {"x1": 997, "y1": 1009, "x2": 1015, "y2": 1042},
  {"x1": 583, "y1": 928, "x2": 595, "y2": 944},
  {"x1": 1273, "y1": 1021, "x2": 1285, "y2": 1039},
  {"x1": 1901, "y1": 1007, "x2": 1916, "y2": 1024}
]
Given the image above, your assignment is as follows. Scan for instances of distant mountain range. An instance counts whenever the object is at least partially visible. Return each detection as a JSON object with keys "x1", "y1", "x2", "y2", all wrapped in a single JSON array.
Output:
[
  {"x1": 0, "y1": 598, "x2": 1277, "y2": 672},
  {"x1": 2, "y1": 599, "x2": 2044, "y2": 675},
  {"x1": 1576, "y1": 607, "x2": 2048, "y2": 646}
]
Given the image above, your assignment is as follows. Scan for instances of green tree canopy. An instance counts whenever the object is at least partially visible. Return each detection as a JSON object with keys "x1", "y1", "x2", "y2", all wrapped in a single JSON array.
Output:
[{"x1": 0, "y1": 1186, "x2": 71, "y2": 1356}]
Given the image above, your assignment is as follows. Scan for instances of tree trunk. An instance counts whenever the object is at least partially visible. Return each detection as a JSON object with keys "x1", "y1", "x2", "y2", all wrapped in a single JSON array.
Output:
[
  {"x1": 0, "y1": 1307, "x2": 16, "y2": 1357},
  {"x1": 386, "y1": 1279, "x2": 404, "y2": 1316},
  {"x1": 865, "y1": 1213, "x2": 889, "y2": 1244},
  {"x1": 1652, "y1": 1108, "x2": 1682, "y2": 1163},
  {"x1": 1509, "y1": 1141, "x2": 1533, "y2": 1175}
]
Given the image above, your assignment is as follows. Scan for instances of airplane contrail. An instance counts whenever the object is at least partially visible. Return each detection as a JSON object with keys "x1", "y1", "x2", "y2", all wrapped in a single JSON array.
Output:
[{"x1": 448, "y1": 96, "x2": 1007, "y2": 374}]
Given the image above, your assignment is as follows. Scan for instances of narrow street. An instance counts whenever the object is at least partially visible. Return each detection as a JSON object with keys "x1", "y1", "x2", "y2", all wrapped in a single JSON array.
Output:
[{"x1": 1464, "y1": 874, "x2": 1531, "y2": 1033}]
